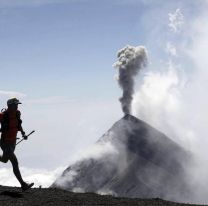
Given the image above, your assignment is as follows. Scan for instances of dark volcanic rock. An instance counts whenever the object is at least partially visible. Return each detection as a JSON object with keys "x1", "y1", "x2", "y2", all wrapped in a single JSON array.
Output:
[
  {"x1": 0, "y1": 185, "x2": 204, "y2": 206},
  {"x1": 52, "y1": 114, "x2": 193, "y2": 202}
]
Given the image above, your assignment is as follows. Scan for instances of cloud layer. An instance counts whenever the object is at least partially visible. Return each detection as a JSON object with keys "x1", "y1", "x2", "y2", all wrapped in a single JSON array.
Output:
[
  {"x1": 132, "y1": 5, "x2": 208, "y2": 203},
  {"x1": 0, "y1": 166, "x2": 64, "y2": 187},
  {"x1": 0, "y1": 90, "x2": 26, "y2": 98}
]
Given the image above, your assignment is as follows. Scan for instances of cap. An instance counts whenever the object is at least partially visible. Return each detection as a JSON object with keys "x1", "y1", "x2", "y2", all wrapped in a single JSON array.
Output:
[{"x1": 7, "y1": 98, "x2": 22, "y2": 106}]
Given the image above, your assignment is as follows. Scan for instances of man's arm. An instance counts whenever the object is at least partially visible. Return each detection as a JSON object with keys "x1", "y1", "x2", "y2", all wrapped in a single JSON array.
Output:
[
  {"x1": 19, "y1": 125, "x2": 25, "y2": 136},
  {"x1": 0, "y1": 113, "x2": 3, "y2": 133},
  {"x1": 17, "y1": 111, "x2": 27, "y2": 138}
]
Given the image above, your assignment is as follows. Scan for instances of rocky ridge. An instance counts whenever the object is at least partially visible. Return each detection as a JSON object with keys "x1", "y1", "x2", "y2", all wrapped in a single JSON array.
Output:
[{"x1": 0, "y1": 185, "x2": 205, "y2": 206}]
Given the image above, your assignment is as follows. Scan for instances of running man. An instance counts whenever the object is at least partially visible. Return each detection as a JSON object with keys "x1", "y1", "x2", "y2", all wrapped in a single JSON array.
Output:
[{"x1": 0, "y1": 98, "x2": 34, "y2": 191}]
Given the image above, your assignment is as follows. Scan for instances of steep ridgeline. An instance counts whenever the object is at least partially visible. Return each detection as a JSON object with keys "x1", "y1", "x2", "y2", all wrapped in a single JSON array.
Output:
[{"x1": 52, "y1": 114, "x2": 192, "y2": 202}]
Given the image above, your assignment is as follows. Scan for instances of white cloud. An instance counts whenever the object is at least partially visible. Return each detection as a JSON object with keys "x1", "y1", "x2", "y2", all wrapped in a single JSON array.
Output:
[
  {"x1": 0, "y1": 90, "x2": 26, "y2": 109},
  {"x1": 10, "y1": 97, "x2": 121, "y2": 170},
  {"x1": 166, "y1": 42, "x2": 177, "y2": 56},
  {"x1": 168, "y1": 8, "x2": 184, "y2": 33},
  {"x1": 0, "y1": 97, "x2": 121, "y2": 189},
  {"x1": 0, "y1": 90, "x2": 26, "y2": 98},
  {"x1": 73, "y1": 140, "x2": 118, "y2": 161},
  {"x1": 132, "y1": 4, "x2": 208, "y2": 202},
  {"x1": 132, "y1": 62, "x2": 183, "y2": 141},
  {"x1": 0, "y1": 166, "x2": 65, "y2": 187},
  {"x1": 0, "y1": 90, "x2": 27, "y2": 102}
]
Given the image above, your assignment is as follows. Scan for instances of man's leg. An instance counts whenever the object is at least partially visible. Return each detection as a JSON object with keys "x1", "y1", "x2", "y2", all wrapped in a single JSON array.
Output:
[
  {"x1": 0, "y1": 150, "x2": 26, "y2": 186},
  {"x1": 0, "y1": 148, "x2": 9, "y2": 163},
  {"x1": 9, "y1": 152, "x2": 34, "y2": 190},
  {"x1": 0, "y1": 155, "x2": 9, "y2": 163},
  {"x1": 1, "y1": 143, "x2": 25, "y2": 185},
  {"x1": 8, "y1": 152, "x2": 25, "y2": 186},
  {"x1": 0, "y1": 143, "x2": 8, "y2": 163},
  {"x1": 1, "y1": 143, "x2": 34, "y2": 190}
]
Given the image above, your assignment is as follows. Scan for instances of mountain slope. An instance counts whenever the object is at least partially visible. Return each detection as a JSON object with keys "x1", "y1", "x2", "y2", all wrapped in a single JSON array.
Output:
[
  {"x1": 52, "y1": 114, "x2": 192, "y2": 202},
  {"x1": 0, "y1": 185, "x2": 203, "y2": 206}
]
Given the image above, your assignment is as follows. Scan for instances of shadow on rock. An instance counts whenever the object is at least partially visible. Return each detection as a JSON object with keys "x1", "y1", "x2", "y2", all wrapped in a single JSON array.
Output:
[{"x1": 0, "y1": 191, "x2": 23, "y2": 198}]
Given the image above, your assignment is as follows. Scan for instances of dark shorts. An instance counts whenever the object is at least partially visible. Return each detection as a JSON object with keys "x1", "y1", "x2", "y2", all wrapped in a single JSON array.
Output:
[{"x1": 0, "y1": 139, "x2": 16, "y2": 157}]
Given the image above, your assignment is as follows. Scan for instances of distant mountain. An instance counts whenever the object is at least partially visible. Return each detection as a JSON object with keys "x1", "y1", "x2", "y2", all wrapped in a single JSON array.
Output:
[{"x1": 52, "y1": 114, "x2": 192, "y2": 202}]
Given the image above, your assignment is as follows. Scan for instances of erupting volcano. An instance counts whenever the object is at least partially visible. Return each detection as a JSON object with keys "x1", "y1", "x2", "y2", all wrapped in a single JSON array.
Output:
[
  {"x1": 52, "y1": 114, "x2": 192, "y2": 201},
  {"x1": 52, "y1": 45, "x2": 193, "y2": 202}
]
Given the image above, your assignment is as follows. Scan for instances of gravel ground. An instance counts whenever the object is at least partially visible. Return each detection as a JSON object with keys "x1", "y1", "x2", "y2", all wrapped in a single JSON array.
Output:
[{"x1": 0, "y1": 185, "x2": 206, "y2": 206}]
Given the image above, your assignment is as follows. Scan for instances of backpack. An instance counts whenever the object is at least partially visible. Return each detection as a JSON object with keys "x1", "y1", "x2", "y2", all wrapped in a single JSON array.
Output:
[{"x1": 0, "y1": 109, "x2": 22, "y2": 133}]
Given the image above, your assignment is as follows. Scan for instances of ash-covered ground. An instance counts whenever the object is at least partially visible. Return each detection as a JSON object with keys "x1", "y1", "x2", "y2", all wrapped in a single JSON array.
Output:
[{"x1": 0, "y1": 185, "x2": 206, "y2": 206}]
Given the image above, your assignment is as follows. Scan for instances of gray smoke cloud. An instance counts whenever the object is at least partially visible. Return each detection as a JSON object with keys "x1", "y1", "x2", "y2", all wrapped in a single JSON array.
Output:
[{"x1": 113, "y1": 45, "x2": 148, "y2": 115}]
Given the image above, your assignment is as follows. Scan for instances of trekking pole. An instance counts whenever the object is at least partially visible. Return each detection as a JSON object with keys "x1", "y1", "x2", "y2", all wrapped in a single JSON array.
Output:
[{"x1": 16, "y1": 130, "x2": 35, "y2": 146}]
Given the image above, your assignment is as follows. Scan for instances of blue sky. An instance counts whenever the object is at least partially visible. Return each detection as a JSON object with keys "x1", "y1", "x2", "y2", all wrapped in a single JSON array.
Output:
[
  {"x1": 0, "y1": 0, "x2": 208, "y2": 187},
  {"x1": 0, "y1": 0, "x2": 201, "y2": 99},
  {"x1": 1, "y1": 0, "x2": 147, "y2": 98}
]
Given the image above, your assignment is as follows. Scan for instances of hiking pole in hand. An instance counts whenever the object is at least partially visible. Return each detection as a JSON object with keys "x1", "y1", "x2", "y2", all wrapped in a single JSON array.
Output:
[{"x1": 16, "y1": 130, "x2": 35, "y2": 146}]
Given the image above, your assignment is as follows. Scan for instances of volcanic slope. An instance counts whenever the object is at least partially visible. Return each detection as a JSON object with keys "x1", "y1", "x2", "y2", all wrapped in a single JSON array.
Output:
[
  {"x1": 52, "y1": 114, "x2": 193, "y2": 202},
  {"x1": 0, "y1": 185, "x2": 204, "y2": 206}
]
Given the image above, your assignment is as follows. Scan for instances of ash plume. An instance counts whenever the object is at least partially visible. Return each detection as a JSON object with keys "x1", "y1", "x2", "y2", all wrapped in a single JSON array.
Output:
[{"x1": 113, "y1": 45, "x2": 148, "y2": 115}]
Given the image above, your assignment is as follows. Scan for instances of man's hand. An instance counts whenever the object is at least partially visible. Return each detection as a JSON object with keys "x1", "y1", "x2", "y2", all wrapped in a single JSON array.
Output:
[{"x1": 21, "y1": 131, "x2": 27, "y2": 140}]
